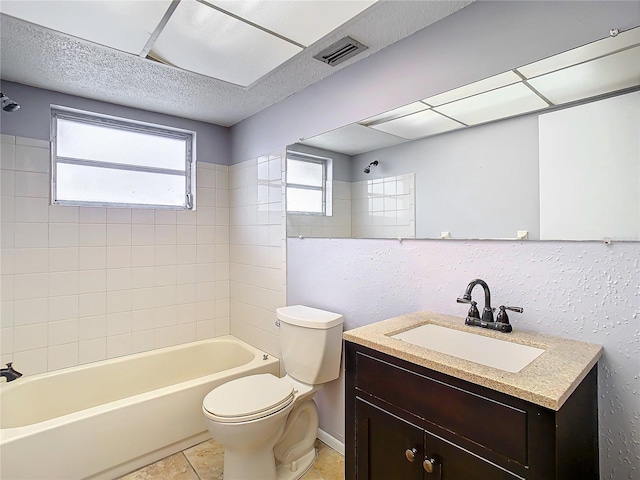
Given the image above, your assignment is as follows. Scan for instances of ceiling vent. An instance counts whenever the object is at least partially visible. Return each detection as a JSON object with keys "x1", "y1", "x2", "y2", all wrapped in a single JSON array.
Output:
[{"x1": 313, "y1": 36, "x2": 368, "y2": 66}]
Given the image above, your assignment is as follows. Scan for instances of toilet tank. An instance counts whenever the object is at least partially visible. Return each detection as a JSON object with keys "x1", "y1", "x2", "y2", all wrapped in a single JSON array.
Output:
[{"x1": 276, "y1": 305, "x2": 344, "y2": 384}]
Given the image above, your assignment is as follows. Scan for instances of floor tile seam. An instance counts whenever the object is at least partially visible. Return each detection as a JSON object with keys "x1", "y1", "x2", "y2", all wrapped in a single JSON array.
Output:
[{"x1": 180, "y1": 450, "x2": 202, "y2": 480}]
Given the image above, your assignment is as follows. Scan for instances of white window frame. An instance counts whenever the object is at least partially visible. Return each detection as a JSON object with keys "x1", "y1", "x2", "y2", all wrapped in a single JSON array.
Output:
[
  {"x1": 50, "y1": 105, "x2": 196, "y2": 210},
  {"x1": 286, "y1": 150, "x2": 333, "y2": 216}
]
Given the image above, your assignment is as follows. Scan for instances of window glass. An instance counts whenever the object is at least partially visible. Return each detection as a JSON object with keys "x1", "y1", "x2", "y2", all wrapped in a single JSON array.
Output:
[
  {"x1": 56, "y1": 163, "x2": 186, "y2": 206},
  {"x1": 57, "y1": 118, "x2": 186, "y2": 170},
  {"x1": 52, "y1": 107, "x2": 194, "y2": 209},
  {"x1": 286, "y1": 187, "x2": 324, "y2": 213},
  {"x1": 287, "y1": 158, "x2": 324, "y2": 187},
  {"x1": 285, "y1": 151, "x2": 329, "y2": 215}
]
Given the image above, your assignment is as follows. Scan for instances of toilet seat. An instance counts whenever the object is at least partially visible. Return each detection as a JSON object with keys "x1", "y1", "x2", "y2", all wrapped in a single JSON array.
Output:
[{"x1": 203, "y1": 374, "x2": 295, "y2": 423}]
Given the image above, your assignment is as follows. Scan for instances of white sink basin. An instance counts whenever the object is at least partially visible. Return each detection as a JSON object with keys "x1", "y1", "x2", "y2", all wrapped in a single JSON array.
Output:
[{"x1": 391, "y1": 324, "x2": 545, "y2": 373}]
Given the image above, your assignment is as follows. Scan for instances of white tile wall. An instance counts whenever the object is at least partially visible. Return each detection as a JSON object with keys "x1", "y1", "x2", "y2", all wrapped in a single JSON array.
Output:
[
  {"x1": 229, "y1": 153, "x2": 286, "y2": 358},
  {"x1": 0, "y1": 135, "x2": 230, "y2": 374},
  {"x1": 352, "y1": 173, "x2": 416, "y2": 239}
]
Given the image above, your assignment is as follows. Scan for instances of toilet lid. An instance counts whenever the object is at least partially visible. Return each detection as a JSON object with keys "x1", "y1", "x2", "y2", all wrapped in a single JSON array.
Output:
[{"x1": 203, "y1": 374, "x2": 295, "y2": 422}]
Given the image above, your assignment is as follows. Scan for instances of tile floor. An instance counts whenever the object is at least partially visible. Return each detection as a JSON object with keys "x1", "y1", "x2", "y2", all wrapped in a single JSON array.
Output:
[{"x1": 118, "y1": 437, "x2": 344, "y2": 480}]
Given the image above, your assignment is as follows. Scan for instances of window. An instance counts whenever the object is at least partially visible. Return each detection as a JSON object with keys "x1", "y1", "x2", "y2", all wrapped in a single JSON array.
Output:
[
  {"x1": 51, "y1": 106, "x2": 195, "y2": 209},
  {"x1": 286, "y1": 151, "x2": 332, "y2": 215}
]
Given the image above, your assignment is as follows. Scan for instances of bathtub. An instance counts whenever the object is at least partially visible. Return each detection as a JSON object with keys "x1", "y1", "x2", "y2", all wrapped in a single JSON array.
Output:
[{"x1": 0, "y1": 336, "x2": 280, "y2": 480}]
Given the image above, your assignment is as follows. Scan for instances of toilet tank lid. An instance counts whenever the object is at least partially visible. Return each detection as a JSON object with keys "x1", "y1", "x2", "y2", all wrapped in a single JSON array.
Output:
[{"x1": 276, "y1": 305, "x2": 343, "y2": 329}]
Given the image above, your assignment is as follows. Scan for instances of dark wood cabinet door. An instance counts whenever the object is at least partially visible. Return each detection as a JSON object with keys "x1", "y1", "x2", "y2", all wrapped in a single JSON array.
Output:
[
  {"x1": 356, "y1": 398, "x2": 425, "y2": 480},
  {"x1": 425, "y1": 430, "x2": 521, "y2": 480}
]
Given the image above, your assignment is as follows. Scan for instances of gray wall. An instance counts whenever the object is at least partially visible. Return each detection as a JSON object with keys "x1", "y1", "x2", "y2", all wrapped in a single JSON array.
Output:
[
  {"x1": 0, "y1": 81, "x2": 231, "y2": 164},
  {"x1": 352, "y1": 115, "x2": 540, "y2": 239},
  {"x1": 233, "y1": 2, "x2": 640, "y2": 478}
]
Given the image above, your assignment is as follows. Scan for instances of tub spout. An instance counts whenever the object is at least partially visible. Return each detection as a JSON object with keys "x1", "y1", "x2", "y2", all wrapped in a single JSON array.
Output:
[{"x1": 0, "y1": 362, "x2": 22, "y2": 382}]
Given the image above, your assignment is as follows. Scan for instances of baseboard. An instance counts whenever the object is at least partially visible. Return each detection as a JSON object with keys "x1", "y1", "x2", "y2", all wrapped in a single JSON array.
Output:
[{"x1": 317, "y1": 428, "x2": 345, "y2": 456}]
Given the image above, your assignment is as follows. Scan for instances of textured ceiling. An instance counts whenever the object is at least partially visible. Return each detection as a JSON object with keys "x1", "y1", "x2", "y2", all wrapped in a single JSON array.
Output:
[{"x1": 0, "y1": 1, "x2": 471, "y2": 127}]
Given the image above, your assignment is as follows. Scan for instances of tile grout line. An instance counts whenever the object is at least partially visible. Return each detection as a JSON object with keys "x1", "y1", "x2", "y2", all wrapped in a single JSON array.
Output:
[{"x1": 180, "y1": 451, "x2": 201, "y2": 480}]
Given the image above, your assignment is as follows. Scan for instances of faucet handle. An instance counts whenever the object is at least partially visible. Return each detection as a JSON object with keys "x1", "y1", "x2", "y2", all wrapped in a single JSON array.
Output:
[
  {"x1": 467, "y1": 301, "x2": 480, "y2": 319},
  {"x1": 496, "y1": 306, "x2": 510, "y2": 324},
  {"x1": 505, "y1": 306, "x2": 524, "y2": 313},
  {"x1": 496, "y1": 305, "x2": 523, "y2": 325}
]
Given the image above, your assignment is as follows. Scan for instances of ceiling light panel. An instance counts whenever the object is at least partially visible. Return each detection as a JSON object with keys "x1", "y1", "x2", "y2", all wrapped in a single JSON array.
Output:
[
  {"x1": 422, "y1": 71, "x2": 522, "y2": 106},
  {"x1": 359, "y1": 102, "x2": 430, "y2": 126},
  {"x1": 150, "y1": 0, "x2": 302, "y2": 87},
  {"x1": 371, "y1": 109, "x2": 464, "y2": 140},
  {"x1": 0, "y1": 0, "x2": 172, "y2": 54},
  {"x1": 301, "y1": 123, "x2": 406, "y2": 156},
  {"x1": 434, "y1": 82, "x2": 548, "y2": 126},
  {"x1": 517, "y1": 26, "x2": 640, "y2": 79},
  {"x1": 527, "y1": 46, "x2": 640, "y2": 105},
  {"x1": 206, "y1": 0, "x2": 377, "y2": 47}
]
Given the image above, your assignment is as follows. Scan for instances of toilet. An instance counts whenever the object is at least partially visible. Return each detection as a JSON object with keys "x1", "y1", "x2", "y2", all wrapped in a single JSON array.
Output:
[{"x1": 202, "y1": 305, "x2": 344, "y2": 480}]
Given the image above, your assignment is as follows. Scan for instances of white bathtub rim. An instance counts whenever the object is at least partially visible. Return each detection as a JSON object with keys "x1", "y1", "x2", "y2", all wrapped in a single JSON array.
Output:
[
  {"x1": 0, "y1": 336, "x2": 278, "y2": 443},
  {"x1": 0, "y1": 361, "x2": 270, "y2": 443},
  {"x1": 1, "y1": 336, "x2": 253, "y2": 390}
]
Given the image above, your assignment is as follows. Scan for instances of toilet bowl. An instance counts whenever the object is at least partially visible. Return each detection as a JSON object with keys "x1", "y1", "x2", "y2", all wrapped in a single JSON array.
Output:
[
  {"x1": 202, "y1": 305, "x2": 343, "y2": 480},
  {"x1": 203, "y1": 374, "x2": 320, "y2": 480}
]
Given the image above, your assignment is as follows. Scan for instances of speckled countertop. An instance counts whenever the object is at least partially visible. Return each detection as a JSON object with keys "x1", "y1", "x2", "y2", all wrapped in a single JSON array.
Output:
[{"x1": 343, "y1": 311, "x2": 603, "y2": 411}]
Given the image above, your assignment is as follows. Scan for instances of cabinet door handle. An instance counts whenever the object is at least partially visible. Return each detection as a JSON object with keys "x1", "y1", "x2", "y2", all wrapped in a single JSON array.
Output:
[
  {"x1": 405, "y1": 448, "x2": 418, "y2": 462},
  {"x1": 423, "y1": 456, "x2": 438, "y2": 474}
]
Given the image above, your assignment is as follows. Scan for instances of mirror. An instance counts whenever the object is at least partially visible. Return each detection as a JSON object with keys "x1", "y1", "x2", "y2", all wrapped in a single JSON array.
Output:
[{"x1": 286, "y1": 28, "x2": 640, "y2": 241}]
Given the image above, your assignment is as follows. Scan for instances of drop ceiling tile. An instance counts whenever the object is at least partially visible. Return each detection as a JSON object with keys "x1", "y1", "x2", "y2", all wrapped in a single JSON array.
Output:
[
  {"x1": 359, "y1": 102, "x2": 430, "y2": 126},
  {"x1": 518, "y1": 26, "x2": 640, "y2": 79},
  {"x1": 206, "y1": 0, "x2": 377, "y2": 47},
  {"x1": 0, "y1": 0, "x2": 172, "y2": 55},
  {"x1": 434, "y1": 83, "x2": 548, "y2": 126},
  {"x1": 301, "y1": 123, "x2": 406, "y2": 156},
  {"x1": 423, "y1": 71, "x2": 522, "y2": 106},
  {"x1": 527, "y1": 47, "x2": 640, "y2": 105},
  {"x1": 371, "y1": 109, "x2": 464, "y2": 140},
  {"x1": 150, "y1": 0, "x2": 302, "y2": 87}
]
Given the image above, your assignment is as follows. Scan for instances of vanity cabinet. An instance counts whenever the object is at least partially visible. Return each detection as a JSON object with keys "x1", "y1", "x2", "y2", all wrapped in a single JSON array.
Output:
[{"x1": 345, "y1": 341, "x2": 599, "y2": 480}]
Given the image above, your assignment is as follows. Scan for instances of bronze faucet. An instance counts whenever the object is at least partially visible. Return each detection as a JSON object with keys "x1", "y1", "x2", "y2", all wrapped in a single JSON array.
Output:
[
  {"x1": 457, "y1": 279, "x2": 522, "y2": 333},
  {"x1": 0, "y1": 362, "x2": 22, "y2": 382}
]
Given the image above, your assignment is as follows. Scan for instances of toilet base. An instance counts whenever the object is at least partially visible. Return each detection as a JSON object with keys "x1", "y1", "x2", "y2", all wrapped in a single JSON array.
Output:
[
  {"x1": 276, "y1": 448, "x2": 317, "y2": 480},
  {"x1": 223, "y1": 443, "x2": 316, "y2": 480}
]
